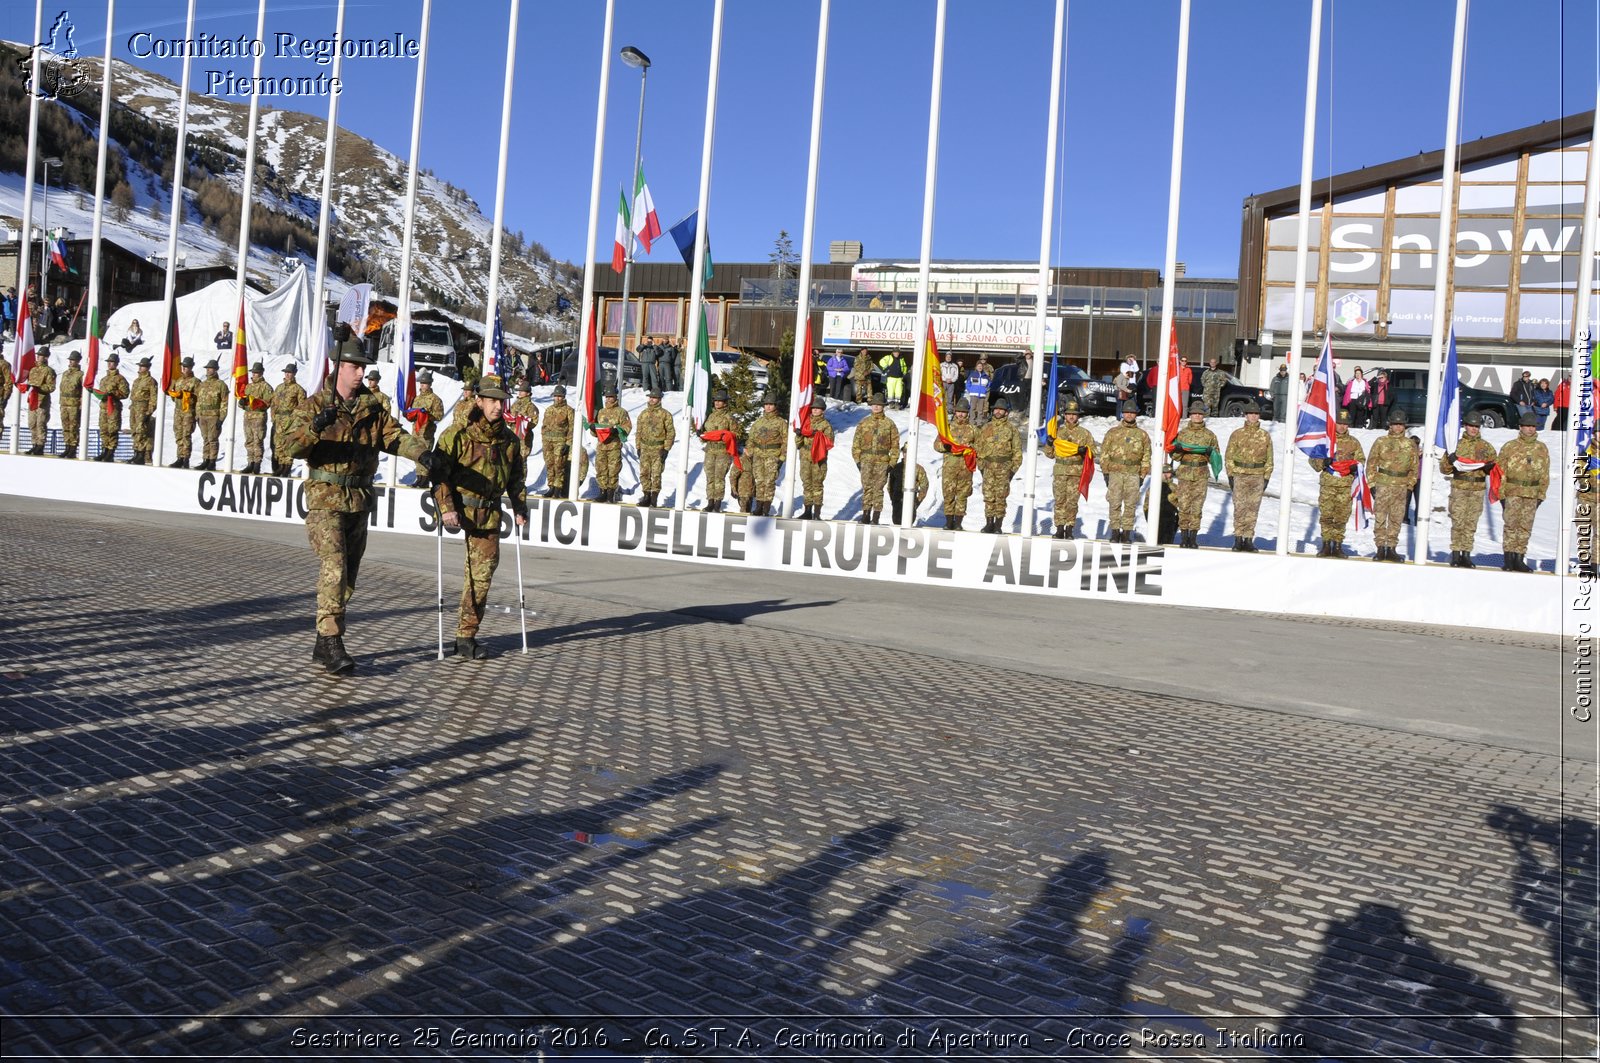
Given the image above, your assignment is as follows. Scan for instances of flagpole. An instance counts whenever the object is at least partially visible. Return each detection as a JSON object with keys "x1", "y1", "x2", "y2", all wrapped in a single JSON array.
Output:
[
  {"x1": 483, "y1": 0, "x2": 520, "y2": 363},
  {"x1": 310, "y1": 0, "x2": 348, "y2": 396},
  {"x1": 1560, "y1": 107, "x2": 1600, "y2": 575},
  {"x1": 570, "y1": 0, "x2": 616, "y2": 497},
  {"x1": 10, "y1": 0, "x2": 43, "y2": 456},
  {"x1": 616, "y1": 66, "x2": 649, "y2": 389},
  {"x1": 394, "y1": 0, "x2": 432, "y2": 491},
  {"x1": 153, "y1": 0, "x2": 197, "y2": 468},
  {"x1": 1018, "y1": 0, "x2": 1067, "y2": 536},
  {"x1": 1273, "y1": 0, "x2": 1323, "y2": 556},
  {"x1": 79, "y1": 0, "x2": 116, "y2": 461},
  {"x1": 225, "y1": 0, "x2": 267, "y2": 474},
  {"x1": 1410, "y1": 0, "x2": 1469, "y2": 566},
  {"x1": 901, "y1": 0, "x2": 947, "y2": 529},
  {"x1": 1148, "y1": 0, "x2": 1192, "y2": 542},
  {"x1": 777, "y1": 0, "x2": 830, "y2": 519},
  {"x1": 674, "y1": 0, "x2": 727, "y2": 511}
]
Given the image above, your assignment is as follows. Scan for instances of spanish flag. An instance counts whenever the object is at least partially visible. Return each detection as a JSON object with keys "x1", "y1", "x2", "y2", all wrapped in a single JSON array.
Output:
[{"x1": 916, "y1": 318, "x2": 976, "y2": 472}]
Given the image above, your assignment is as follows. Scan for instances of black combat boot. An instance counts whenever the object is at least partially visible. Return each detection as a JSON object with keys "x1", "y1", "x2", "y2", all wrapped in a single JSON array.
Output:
[
  {"x1": 1061, "y1": 526, "x2": 1074, "y2": 540},
  {"x1": 168, "y1": 457, "x2": 188, "y2": 469},
  {"x1": 1507, "y1": 552, "x2": 1532, "y2": 573},
  {"x1": 1461, "y1": 551, "x2": 1476, "y2": 569},
  {"x1": 1052, "y1": 527, "x2": 1066, "y2": 540},
  {"x1": 27, "y1": 443, "x2": 44, "y2": 456},
  {"x1": 740, "y1": 497, "x2": 753, "y2": 513},
  {"x1": 312, "y1": 634, "x2": 331, "y2": 663},
  {"x1": 323, "y1": 636, "x2": 355, "y2": 675},
  {"x1": 455, "y1": 637, "x2": 490, "y2": 661},
  {"x1": 61, "y1": 444, "x2": 76, "y2": 459},
  {"x1": 710, "y1": 499, "x2": 723, "y2": 513},
  {"x1": 1231, "y1": 538, "x2": 1244, "y2": 552}
]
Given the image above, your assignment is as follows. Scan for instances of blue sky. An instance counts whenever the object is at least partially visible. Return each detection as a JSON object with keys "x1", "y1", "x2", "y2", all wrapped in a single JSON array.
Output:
[{"x1": 53, "y1": 1, "x2": 1600, "y2": 278}]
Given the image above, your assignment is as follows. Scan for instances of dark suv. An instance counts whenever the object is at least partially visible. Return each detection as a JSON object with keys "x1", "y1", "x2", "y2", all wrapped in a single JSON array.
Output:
[
  {"x1": 555, "y1": 346, "x2": 644, "y2": 389},
  {"x1": 1137, "y1": 363, "x2": 1271, "y2": 417},
  {"x1": 987, "y1": 360, "x2": 1121, "y2": 417},
  {"x1": 1369, "y1": 367, "x2": 1517, "y2": 429}
]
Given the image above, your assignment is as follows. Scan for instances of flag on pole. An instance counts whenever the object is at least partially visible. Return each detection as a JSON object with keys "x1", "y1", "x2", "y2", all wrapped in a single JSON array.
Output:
[
  {"x1": 308, "y1": 322, "x2": 330, "y2": 392},
  {"x1": 683, "y1": 299, "x2": 713, "y2": 430},
  {"x1": 12, "y1": 297, "x2": 36, "y2": 396},
  {"x1": 491, "y1": 307, "x2": 512, "y2": 379},
  {"x1": 159, "y1": 291, "x2": 182, "y2": 393},
  {"x1": 394, "y1": 321, "x2": 430, "y2": 433},
  {"x1": 668, "y1": 211, "x2": 714, "y2": 286},
  {"x1": 791, "y1": 318, "x2": 815, "y2": 431},
  {"x1": 1295, "y1": 334, "x2": 1337, "y2": 460},
  {"x1": 84, "y1": 304, "x2": 101, "y2": 394},
  {"x1": 337, "y1": 283, "x2": 373, "y2": 340},
  {"x1": 1159, "y1": 322, "x2": 1183, "y2": 449},
  {"x1": 631, "y1": 164, "x2": 662, "y2": 254},
  {"x1": 48, "y1": 231, "x2": 73, "y2": 275},
  {"x1": 580, "y1": 305, "x2": 599, "y2": 428},
  {"x1": 917, "y1": 318, "x2": 977, "y2": 471},
  {"x1": 230, "y1": 296, "x2": 249, "y2": 399},
  {"x1": 1035, "y1": 354, "x2": 1061, "y2": 446},
  {"x1": 1433, "y1": 326, "x2": 1461, "y2": 450},
  {"x1": 611, "y1": 185, "x2": 630, "y2": 274},
  {"x1": 1350, "y1": 464, "x2": 1374, "y2": 530}
]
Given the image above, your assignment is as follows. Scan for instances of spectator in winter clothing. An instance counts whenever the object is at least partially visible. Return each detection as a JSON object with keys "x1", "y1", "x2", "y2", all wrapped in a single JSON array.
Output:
[
  {"x1": 1533, "y1": 379, "x2": 1554, "y2": 430},
  {"x1": 1368, "y1": 370, "x2": 1392, "y2": 429},
  {"x1": 1270, "y1": 363, "x2": 1291, "y2": 422},
  {"x1": 1511, "y1": 371, "x2": 1537, "y2": 423},
  {"x1": 214, "y1": 320, "x2": 233, "y2": 351},
  {"x1": 825, "y1": 349, "x2": 851, "y2": 401},
  {"x1": 1554, "y1": 375, "x2": 1571, "y2": 431},
  {"x1": 879, "y1": 349, "x2": 909, "y2": 408},
  {"x1": 965, "y1": 359, "x2": 992, "y2": 424},
  {"x1": 940, "y1": 350, "x2": 959, "y2": 408},
  {"x1": 1343, "y1": 367, "x2": 1371, "y2": 428}
]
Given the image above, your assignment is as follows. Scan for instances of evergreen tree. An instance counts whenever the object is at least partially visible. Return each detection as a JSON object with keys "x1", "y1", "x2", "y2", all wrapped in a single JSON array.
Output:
[{"x1": 770, "y1": 230, "x2": 797, "y2": 280}]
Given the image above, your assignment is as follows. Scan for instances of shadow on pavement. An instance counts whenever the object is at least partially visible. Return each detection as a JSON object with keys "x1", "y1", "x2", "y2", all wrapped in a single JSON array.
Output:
[{"x1": 1488, "y1": 803, "x2": 1598, "y2": 1014}]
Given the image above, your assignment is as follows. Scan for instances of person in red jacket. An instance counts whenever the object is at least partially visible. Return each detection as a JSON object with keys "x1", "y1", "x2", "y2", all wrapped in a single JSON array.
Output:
[{"x1": 1553, "y1": 374, "x2": 1571, "y2": 431}]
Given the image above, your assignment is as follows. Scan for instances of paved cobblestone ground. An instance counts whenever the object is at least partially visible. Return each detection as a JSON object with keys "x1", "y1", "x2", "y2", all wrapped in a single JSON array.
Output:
[{"x1": 0, "y1": 507, "x2": 1594, "y2": 1060}]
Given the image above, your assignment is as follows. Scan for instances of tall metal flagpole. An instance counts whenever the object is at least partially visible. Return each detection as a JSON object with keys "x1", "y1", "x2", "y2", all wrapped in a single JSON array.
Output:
[
  {"x1": 900, "y1": 0, "x2": 948, "y2": 528},
  {"x1": 310, "y1": 0, "x2": 348, "y2": 392},
  {"x1": 1018, "y1": 0, "x2": 1067, "y2": 535},
  {"x1": 11, "y1": 0, "x2": 43, "y2": 456},
  {"x1": 616, "y1": 69, "x2": 648, "y2": 387},
  {"x1": 483, "y1": 0, "x2": 520, "y2": 355},
  {"x1": 1411, "y1": 0, "x2": 1469, "y2": 565},
  {"x1": 1560, "y1": 108, "x2": 1600, "y2": 574},
  {"x1": 569, "y1": 0, "x2": 617, "y2": 496},
  {"x1": 674, "y1": 0, "x2": 727, "y2": 510},
  {"x1": 1147, "y1": 0, "x2": 1192, "y2": 540},
  {"x1": 153, "y1": 0, "x2": 197, "y2": 467},
  {"x1": 1274, "y1": 0, "x2": 1323, "y2": 555},
  {"x1": 395, "y1": 0, "x2": 431, "y2": 492},
  {"x1": 777, "y1": 0, "x2": 830, "y2": 518},
  {"x1": 225, "y1": 0, "x2": 268, "y2": 473},
  {"x1": 78, "y1": 0, "x2": 116, "y2": 460}
]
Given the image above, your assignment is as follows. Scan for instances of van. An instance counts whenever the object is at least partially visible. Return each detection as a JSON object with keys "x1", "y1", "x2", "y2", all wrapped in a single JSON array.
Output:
[{"x1": 376, "y1": 319, "x2": 459, "y2": 378}]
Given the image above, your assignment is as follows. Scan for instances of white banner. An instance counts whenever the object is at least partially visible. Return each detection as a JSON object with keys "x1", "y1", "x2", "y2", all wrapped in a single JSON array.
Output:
[{"x1": 821, "y1": 311, "x2": 1061, "y2": 353}]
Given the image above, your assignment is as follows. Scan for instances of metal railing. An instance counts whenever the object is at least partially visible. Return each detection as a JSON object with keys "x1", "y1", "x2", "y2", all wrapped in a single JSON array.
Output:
[{"x1": 737, "y1": 278, "x2": 1237, "y2": 320}]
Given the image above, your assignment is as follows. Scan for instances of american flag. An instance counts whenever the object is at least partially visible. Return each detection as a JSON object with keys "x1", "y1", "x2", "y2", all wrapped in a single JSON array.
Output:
[
  {"x1": 491, "y1": 308, "x2": 512, "y2": 380},
  {"x1": 1295, "y1": 334, "x2": 1337, "y2": 460}
]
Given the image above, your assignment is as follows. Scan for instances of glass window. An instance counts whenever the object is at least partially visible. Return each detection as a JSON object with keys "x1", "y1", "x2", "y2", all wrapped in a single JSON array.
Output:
[
  {"x1": 1327, "y1": 249, "x2": 1381, "y2": 285},
  {"x1": 1461, "y1": 155, "x2": 1518, "y2": 181},
  {"x1": 1326, "y1": 289, "x2": 1379, "y2": 334},
  {"x1": 1395, "y1": 182, "x2": 1447, "y2": 214},
  {"x1": 605, "y1": 299, "x2": 638, "y2": 334},
  {"x1": 703, "y1": 300, "x2": 721, "y2": 340},
  {"x1": 1523, "y1": 184, "x2": 1585, "y2": 214},
  {"x1": 1268, "y1": 215, "x2": 1322, "y2": 247},
  {"x1": 1454, "y1": 292, "x2": 1506, "y2": 338},
  {"x1": 645, "y1": 301, "x2": 679, "y2": 336},
  {"x1": 1455, "y1": 252, "x2": 1511, "y2": 288},
  {"x1": 1389, "y1": 252, "x2": 1443, "y2": 287},
  {"x1": 1520, "y1": 253, "x2": 1581, "y2": 289},
  {"x1": 1267, "y1": 249, "x2": 1319, "y2": 282},
  {"x1": 1333, "y1": 188, "x2": 1386, "y2": 213},
  {"x1": 1387, "y1": 289, "x2": 1436, "y2": 336},
  {"x1": 1457, "y1": 185, "x2": 1515, "y2": 213},
  {"x1": 1526, "y1": 147, "x2": 1589, "y2": 183},
  {"x1": 1263, "y1": 287, "x2": 1314, "y2": 331},
  {"x1": 1517, "y1": 292, "x2": 1572, "y2": 341}
]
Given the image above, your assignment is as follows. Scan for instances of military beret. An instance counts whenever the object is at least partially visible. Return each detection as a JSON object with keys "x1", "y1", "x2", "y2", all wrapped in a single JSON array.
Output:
[
  {"x1": 1388, "y1": 408, "x2": 1408, "y2": 426},
  {"x1": 1242, "y1": 400, "x2": 1261, "y2": 415},
  {"x1": 250, "y1": 361, "x2": 265, "y2": 372},
  {"x1": 870, "y1": 392, "x2": 887, "y2": 406},
  {"x1": 648, "y1": 387, "x2": 663, "y2": 399},
  {"x1": 1336, "y1": 408, "x2": 1351, "y2": 425},
  {"x1": 67, "y1": 350, "x2": 81, "y2": 361},
  {"x1": 204, "y1": 358, "x2": 219, "y2": 369},
  {"x1": 811, "y1": 396, "x2": 826, "y2": 411},
  {"x1": 1520, "y1": 411, "x2": 1539, "y2": 427},
  {"x1": 1464, "y1": 410, "x2": 1483, "y2": 427},
  {"x1": 366, "y1": 369, "x2": 381, "y2": 380},
  {"x1": 760, "y1": 389, "x2": 781, "y2": 405},
  {"x1": 418, "y1": 370, "x2": 433, "y2": 384},
  {"x1": 1188, "y1": 400, "x2": 1206, "y2": 415},
  {"x1": 953, "y1": 397, "x2": 970, "y2": 412},
  {"x1": 180, "y1": 356, "x2": 194, "y2": 367},
  {"x1": 137, "y1": 356, "x2": 152, "y2": 367},
  {"x1": 106, "y1": 352, "x2": 120, "y2": 364},
  {"x1": 710, "y1": 388, "x2": 727, "y2": 402},
  {"x1": 551, "y1": 384, "x2": 566, "y2": 397},
  {"x1": 477, "y1": 374, "x2": 510, "y2": 400},
  {"x1": 283, "y1": 363, "x2": 297, "y2": 373}
]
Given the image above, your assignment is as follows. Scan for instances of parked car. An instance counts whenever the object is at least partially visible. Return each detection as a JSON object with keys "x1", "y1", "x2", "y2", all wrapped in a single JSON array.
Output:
[
  {"x1": 987, "y1": 359, "x2": 1120, "y2": 417},
  {"x1": 555, "y1": 346, "x2": 644, "y2": 389},
  {"x1": 376, "y1": 318, "x2": 458, "y2": 378},
  {"x1": 709, "y1": 350, "x2": 769, "y2": 390},
  {"x1": 1368, "y1": 367, "x2": 1518, "y2": 429},
  {"x1": 1138, "y1": 362, "x2": 1271, "y2": 417}
]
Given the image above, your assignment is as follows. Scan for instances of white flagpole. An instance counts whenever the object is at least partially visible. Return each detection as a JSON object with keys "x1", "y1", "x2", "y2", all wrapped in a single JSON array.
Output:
[
  {"x1": 1148, "y1": 0, "x2": 1192, "y2": 541},
  {"x1": 153, "y1": 0, "x2": 196, "y2": 468},
  {"x1": 483, "y1": 0, "x2": 520, "y2": 361},
  {"x1": 225, "y1": 0, "x2": 268, "y2": 473},
  {"x1": 79, "y1": 0, "x2": 116, "y2": 461},
  {"x1": 394, "y1": 0, "x2": 433, "y2": 492},
  {"x1": 901, "y1": 0, "x2": 948, "y2": 528},
  {"x1": 1560, "y1": 107, "x2": 1600, "y2": 574},
  {"x1": 777, "y1": 0, "x2": 829, "y2": 518},
  {"x1": 674, "y1": 0, "x2": 728, "y2": 511},
  {"x1": 569, "y1": 0, "x2": 616, "y2": 498},
  {"x1": 9, "y1": 0, "x2": 42, "y2": 456},
  {"x1": 1018, "y1": 0, "x2": 1067, "y2": 536},
  {"x1": 1411, "y1": 0, "x2": 1469, "y2": 566},
  {"x1": 310, "y1": 0, "x2": 348, "y2": 396},
  {"x1": 1274, "y1": 0, "x2": 1323, "y2": 556}
]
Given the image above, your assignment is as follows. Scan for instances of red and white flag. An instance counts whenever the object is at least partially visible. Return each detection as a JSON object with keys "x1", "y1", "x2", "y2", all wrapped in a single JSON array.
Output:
[
  {"x1": 11, "y1": 295, "x2": 36, "y2": 395},
  {"x1": 631, "y1": 164, "x2": 662, "y2": 254},
  {"x1": 1159, "y1": 321, "x2": 1182, "y2": 449},
  {"x1": 611, "y1": 185, "x2": 630, "y2": 274},
  {"x1": 790, "y1": 318, "x2": 815, "y2": 431}
]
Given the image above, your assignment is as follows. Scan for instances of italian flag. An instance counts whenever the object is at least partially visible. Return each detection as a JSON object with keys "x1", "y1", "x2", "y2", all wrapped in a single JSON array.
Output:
[
  {"x1": 84, "y1": 305, "x2": 101, "y2": 391},
  {"x1": 631, "y1": 164, "x2": 662, "y2": 254},
  {"x1": 611, "y1": 185, "x2": 630, "y2": 274},
  {"x1": 683, "y1": 299, "x2": 713, "y2": 430}
]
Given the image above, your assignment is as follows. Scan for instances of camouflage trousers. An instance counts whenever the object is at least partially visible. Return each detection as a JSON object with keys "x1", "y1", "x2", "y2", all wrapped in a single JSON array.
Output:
[
  {"x1": 851, "y1": 374, "x2": 869, "y2": 402},
  {"x1": 28, "y1": 404, "x2": 49, "y2": 450},
  {"x1": 1231, "y1": 475, "x2": 1266, "y2": 539},
  {"x1": 638, "y1": 446, "x2": 669, "y2": 493},
  {"x1": 543, "y1": 442, "x2": 570, "y2": 491},
  {"x1": 1319, "y1": 474, "x2": 1353, "y2": 542},
  {"x1": 942, "y1": 462, "x2": 974, "y2": 516},
  {"x1": 1203, "y1": 386, "x2": 1222, "y2": 416},
  {"x1": 61, "y1": 403, "x2": 80, "y2": 449},
  {"x1": 98, "y1": 412, "x2": 121, "y2": 456},
  {"x1": 1052, "y1": 461, "x2": 1084, "y2": 530},
  {"x1": 131, "y1": 413, "x2": 154, "y2": 457},
  {"x1": 1447, "y1": 482, "x2": 1486, "y2": 551},
  {"x1": 1371, "y1": 484, "x2": 1409, "y2": 548},
  {"x1": 306, "y1": 509, "x2": 370, "y2": 637},
  {"x1": 859, "y1": 459, "x2": 891, "y2": 513},
  {"x1": 750, "y1": 453, "x2": 783, "y2": 503},
  {"x1": 173, "y1": 412, "x2": 196, "y2": 461},
  {"x1": 244, "y1": 414, "x2": 267, "y2": 466},
  {"x1": 1172, "y1": 472, "x2": 1207, "y2": 532},
  {"x1": 968, "y1": 397, "x2": 988, "y2": 426},
  {"x1": 199, "y1": 415, "x2": 222, "y2": 461},
  {"x1": 704, "y1": 450, "x2": 733, "y2": 503},
  {"x1": 1105, "y1": 471, "x2": 1142, "y2": 531},
  {"x1": 1502, "y1": 496, "x2": 1540, "y2": 554},
  {"x1": 978, "y1": 460, "x2": 1014, "y2": 520},
  {"x1": 800, "y1": 457, "x2": 828, "y2": 507},
  {"x1": 595, "y1": 443, "x2": 623, "y2": 490},
  {"x1": 732, "y1": 464, "x2": 755, "y2": 507},
  {"x1": 456, "y1": 530, "x2": 502, "y2": 638}
]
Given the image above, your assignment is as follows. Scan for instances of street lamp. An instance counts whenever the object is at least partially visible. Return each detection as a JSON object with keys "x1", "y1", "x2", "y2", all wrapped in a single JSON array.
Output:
[
  {"x1": 39, "y1": 156, "x2": 61, "y2": 339},
  {"x1": 614, "y1": 45, "x2": 651, "y2": 386}
]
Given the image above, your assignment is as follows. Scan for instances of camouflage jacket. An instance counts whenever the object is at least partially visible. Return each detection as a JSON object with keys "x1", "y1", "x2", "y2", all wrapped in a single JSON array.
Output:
[
  {"x1": 974, "y1": 418, "x2": 1023, "y2": 467},
  {"x1": 59, "y1": 367, "x2": 83, "y2": 405},
  {"x1": 1169, "y1": 425, "x2": 1221, "y2": 481},
  {"x1": 0, "y1": 357, "x2": 11, "y2": 404},
  {"x1": 242, "y1": 380, "x2": 274, "y2": 415},
  {"x1": 593, "y1": 403, "x2": 631, "y2": 448},
  {"x1": 934, "y1": 421, "x2": 977, "y2": 471},
  {"x1": 1441, "y1": 435, "x2": 1497, "y2": 480},
  {"x1": 1496, "y1": 435, "x2": 1549, "y2": 500},
  {"x1": 196, "y1": 377, "x2": 230, "y2": 417},
  {"x1": 272, "y1": 380, "x2": 307, "y2": 418},
  {"x1": 852, "y1": 411, "x2": 898, "y2": 464},
  {"x1": 1201, "y1": 367, "x2": 1227, "y2": 398},
  {"x1": 1224, "y1": 423, "x2": 1274, "y2": 479},
  {"x1": 1311, "y1": 431, "x2": 1364, "y2": 478},
  {"x1": 411, "y1": 389, "x2": 446, "y2": 434},
  {"x1": 1045, "y1": 418, "x2": 1095, "y2": 463},
  {"x1": 746, "y1": 411, "x2": 788, "y2": 458},
  {"x1": 507, "y1": 396, "x2": 540, "y2": 444},
  {"x1": 1367, "y1": 433, "x2": 1418, "y2": 489},
  {"x1": 797, "y1": 412, "x2": 834, "y2": 466},
  {"x1": 635, "y1": 405, "x2": 676, "y2": 450},
  {"x1": 92, "y1": 369, "x2": 130, "y2": 416},
  {"x1": 450, "y1": 395, "x2": 475, "y2": 430},
  {"x1": 699, "y1": 406, "x2": 742, "y2": 444},
  {"x1": 282, "y1": 381, "x2": 428, "y2": 513},
  {"x1": 26, "y1": 364, "x2": 56, "y2": 410},
  {"x1": 850, "y1": 352, "x2": 873, "y2": 381},
  {"x1": 131, "y1": 373, "x2": 158, "y2": 417},
  {"x1": 541, "y1": 399, "x2": 574, "y2": 446},
  {"x1": 167, "y1": 373, "x2": 198, "y2": 415},
  {"x1": 1100, "y1": 423, "x2": 1151, "y2": 477},
  {"x1": 435, "y1": 414, "x2": 528, "y2": 532}
]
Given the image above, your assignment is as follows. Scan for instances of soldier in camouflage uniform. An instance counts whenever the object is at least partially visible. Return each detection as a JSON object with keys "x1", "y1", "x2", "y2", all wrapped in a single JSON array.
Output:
[
  {"x1": 1440, "y1": 410, "x2": 1497, "y2": 568},
  {"x1": 270, "y1": 364, "x2": 305, "y2": 475},
  {"x1": 1497, "y1": 412, "x2": 1550, "y2": 573},
  {"x1": 1365, "y1": 407, "x2": 1418, "y2": 562},
  {"x1": 281, "y1": 339, "x2": 435, "y2": 675},
  {"x1": 1310, "y1": 408, "x2": 1365, "y2": 558},
  {"x1": 1201, "y1": 356, "x2": 1226, "y2": 416},
  {"x1": 887, "y1": 443, "x2": 929, "y2": 525},
  {"x1": 166, "y1": 356, "x2": 199, "y2": 468},
  {"x1": 195, "y1": 358, "x2": 230, "y2": 471},
  {"x1": 934, "y1": 397, "x2": 978, "y2": 530},
  {"x1": 796, "y1": 395, "x2": 835, "y2": 520},
  {"x1": 240, "y1": 362, "x2": 274, "y2": 474},
  {"x1": 506, "y1": 380, "x2": 540, "y2": 462},
  {"x1": 434, "y1": 374, "x2": 528, "y2": 661},
  {"x1": 592, "y1": 384, "x2": 632, "y2": 503},
  {"x1": 852, "y1": 392, "x2": 899, "y2": 525},
  {"x1": 58, "y1": 350, "x2": 83, "y2": 458},
  {"x1": 850, "y1": 348, "x2": 873, "y2": 403},
  {"x1": 540, "y1": 384, "x2": 574, "y2": 498},
  {"x1": 1044, "y1": 396, "x2": 1096, "y2": 539},
  {"x1": 23, "y1": 346, "x2": 55, "y2": 456},
  {"x1": 744, "y1": 390, "x2": 789, "y2": 516},
  {"x1": 450, "y1": 381, "x2": 478, "y2": 431},
  {"x1": 90, "y1": 352, "x2": 130, "y2": 462},
  {"x1": 365, "y1": 370, "x2": 392, "y2": 415},
  {"x1": 1100, "y1": 406, "x2": 1151, "y2": 543},
  {"x1": 634, "y1": 387, "x2": 676, "y2": 508},
  {"x1": 129, "y1": 356, "x2": 157, "y2": 465},
  {"x1": 0, "y1": 353, "x2": 12, "y2": 442},
  {"x1": 1223, "y1": 400, "x2": 1274, "y2": 551},
  {"x1": 1167, "y1": 402, "x2": 1220, "y2": 549},
  {"x1": 974, "y1": 395, "x2": 1023, "y2": 533},
  {"x1": 698, "y1": 388, "x2": 742, "y2": 512}
]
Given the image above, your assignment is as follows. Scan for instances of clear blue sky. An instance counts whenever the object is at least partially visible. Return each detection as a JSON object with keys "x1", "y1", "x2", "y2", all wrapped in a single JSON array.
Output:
[{"x1": 64, "y1": 1, "x2": 1600, "y2": 278}]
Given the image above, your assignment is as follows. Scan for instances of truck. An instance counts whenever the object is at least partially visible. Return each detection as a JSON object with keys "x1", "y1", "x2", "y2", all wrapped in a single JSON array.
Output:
[{"x1": 375, "y1": 318, "x2": 459, "y2": 378}]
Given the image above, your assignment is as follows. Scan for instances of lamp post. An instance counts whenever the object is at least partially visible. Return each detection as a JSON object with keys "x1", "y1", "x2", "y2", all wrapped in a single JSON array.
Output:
[
  {"x1": 614, "y1": 44, "x2": 650, "y2": 387},
  {"x1": 39, "y1": 156, "x2": 61, "y2": 338}
]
